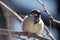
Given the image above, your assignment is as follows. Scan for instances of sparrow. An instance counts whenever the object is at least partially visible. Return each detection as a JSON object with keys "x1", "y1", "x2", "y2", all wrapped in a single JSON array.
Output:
[{"x1": 22, "y1": 9, "x2": 44, "y2": 37}]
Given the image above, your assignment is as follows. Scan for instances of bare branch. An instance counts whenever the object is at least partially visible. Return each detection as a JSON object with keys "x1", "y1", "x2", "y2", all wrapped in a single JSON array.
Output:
[
  {"x1": 37, "y1": 0, "x2": 51, "y2": 16},
  {"x1": 53, "y1": 20, "x2": 60, "y2": 24},
  {"x1": 37, "y1": 0, "x2": 60, "y2": 24},
  {"x1": 0, "y1": 28, "x2": 48, "y2": 40},
  {"x1": 44, "y1": 25, "x2": 56, "y2": 40},
  {"x1": 0, "y1": 1, "x2": 23, "y2": 22},
  {"x1": 37, "y1": 0, "x2": 53, "y2": 28},
  {"x1": 37, "y1": 1, "x2": 56, "y2": 40}
]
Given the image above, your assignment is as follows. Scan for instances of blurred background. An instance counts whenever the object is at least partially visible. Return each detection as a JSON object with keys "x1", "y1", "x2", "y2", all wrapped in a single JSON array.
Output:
[{"x1": 0, "y1": 0, "x2": 60, "y2": 40}]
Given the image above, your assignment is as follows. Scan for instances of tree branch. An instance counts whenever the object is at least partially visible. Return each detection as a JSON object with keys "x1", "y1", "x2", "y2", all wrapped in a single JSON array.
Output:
[
  {"x1": 0, "y1": 28, "x2": 48, "y2": 40},
  {"x1": 44, "y1": 25, "x2": 56, "y2": 40},
  {"x1": 0, "y1": 1, "x2": 23, "y2": 22},
  {"x1": 37, "y1": 0, "x2": 51, "y2": 16},
  {"x1": 53, "y1": 19, "x2": 60, "y2": 24},
  {"x1": 37, "y1": 0, "x2": 60, "y2": 24}
]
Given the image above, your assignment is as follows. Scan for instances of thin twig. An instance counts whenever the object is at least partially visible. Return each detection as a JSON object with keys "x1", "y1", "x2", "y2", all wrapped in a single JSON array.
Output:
[
  {"x1": 37, "y1": 0, "x2": 51, "y2": 16},
  {"x1": 37, "y1": 0, "x2": 60, "y2": 24},
  {"x1": 44, "y1": 25, "x2": 56, "y2": 40},
  {"x1": 53, "y1": 19, "x2": 60, "y2": 24},
  {"x1": 37, "y1": 0, "x2": 52, "y2": 28},
  {"x1": 37, "y1": 0, "x2": 56, "y2": 40}
]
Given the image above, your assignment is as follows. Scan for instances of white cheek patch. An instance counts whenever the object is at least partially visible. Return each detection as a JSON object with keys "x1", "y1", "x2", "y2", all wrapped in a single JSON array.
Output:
[
  {"x1": 34, "y1": 14, "x2": 38, "y2": 16},
  {"x1": 39, "y1": 18, "x2": 42, "y2": 24}
]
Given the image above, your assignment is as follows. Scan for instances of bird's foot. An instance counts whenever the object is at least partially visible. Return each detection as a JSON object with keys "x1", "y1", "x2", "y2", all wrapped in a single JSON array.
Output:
[
  {"x1": 26, "y1": 32, "x2": 31, "y2": 39},
  {"x1": 33, "y1": 38, "x2": 35, "y2": 40},
  {"x1": 28, "y1": 32, "x2": 31, "y2": 39}
]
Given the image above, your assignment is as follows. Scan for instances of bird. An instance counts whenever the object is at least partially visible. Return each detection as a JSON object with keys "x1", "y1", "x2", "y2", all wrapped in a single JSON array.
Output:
[{"x1": 22, "y1": 9, "x2": 44, "y2": 38}]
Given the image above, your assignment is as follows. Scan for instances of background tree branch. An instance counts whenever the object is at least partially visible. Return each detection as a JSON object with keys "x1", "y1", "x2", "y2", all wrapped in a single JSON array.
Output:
[{"x1": 37, "y1": 0, "x2": 60, "y2": 24}]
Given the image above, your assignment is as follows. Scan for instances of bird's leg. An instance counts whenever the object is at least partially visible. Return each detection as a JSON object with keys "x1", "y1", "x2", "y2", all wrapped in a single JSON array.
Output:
[
  {"x1": 27, "y1": 32, "x2": 31, "y2": 39},
  {"x1": 33, "y1": 38, "x2": 35, "y2": 40},
  {"x1": 33, "y1": 33, "x2": 36, "y2": 40}
]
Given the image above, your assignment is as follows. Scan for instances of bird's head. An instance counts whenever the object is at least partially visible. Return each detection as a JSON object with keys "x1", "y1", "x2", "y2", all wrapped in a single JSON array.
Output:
[
  {"x1": 29, "y1": 9, "x2": 41, "y2": 24},
  {"x1": 29, "y1": 9, "x2": 41, "y2": 18}
]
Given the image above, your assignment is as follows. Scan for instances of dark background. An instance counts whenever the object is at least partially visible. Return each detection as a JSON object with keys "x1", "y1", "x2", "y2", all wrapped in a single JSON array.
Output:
[{"x1": 0, "y1": 0, "x2": 60, "y2": 40}]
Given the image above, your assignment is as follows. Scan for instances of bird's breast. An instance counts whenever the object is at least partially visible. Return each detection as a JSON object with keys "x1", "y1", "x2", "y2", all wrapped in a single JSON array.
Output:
[{"x1": 22, "y1": 17, "x2": 44, "y2": 34}]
